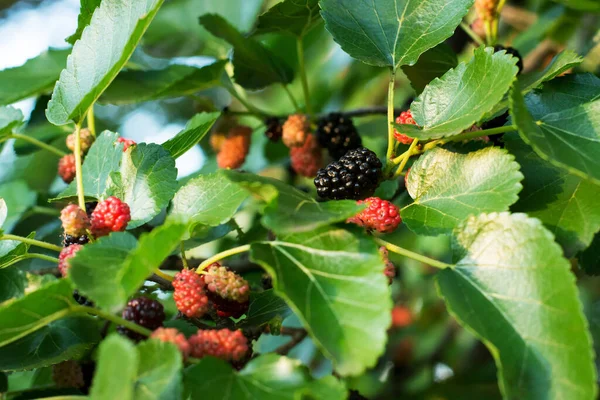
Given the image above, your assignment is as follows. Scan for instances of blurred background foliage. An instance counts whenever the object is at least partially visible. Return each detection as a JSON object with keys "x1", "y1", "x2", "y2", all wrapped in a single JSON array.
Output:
[{"x1": 0, "y1": 0, "x2": 598, "y2": 398}]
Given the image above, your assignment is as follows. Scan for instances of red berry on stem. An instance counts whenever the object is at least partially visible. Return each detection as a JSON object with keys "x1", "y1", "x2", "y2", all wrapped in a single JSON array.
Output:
[
  {"x1": 58, "y1": 244, "x2": 83, "y2": 277},
  {"x1": 173, "y1": 269, "x2": 209, "y2": 318},
  {"x1": 90, "y1": 196, "x2": 131, "y2": 237},
  {"x1": 347, "y1": 197, "x2": 401, "y2": 233},
  {"x1": 60, "y1": 204, "x2": 90, "y2": 237},
  {"x1": 151, "y1": 327, "x2": 191, "y2": 359},
  {"x1": 58, "y1": 154, "x2": 77, "y2": 184},
  {"x1": 394, "y1": 110, "x2": 417, "y2": 145},
  {"x1": 217, "y1": 126, "x2": 252, "y2": 169},
  {"x1": 290, "y1": 134, "x2": 323, "y2": 177},
  {"x1": 117, "y1": 137, "x2": 136, "y2": 151},
  {"x1": 188, "y1": 329, "x2": 248, "y2": 361}
]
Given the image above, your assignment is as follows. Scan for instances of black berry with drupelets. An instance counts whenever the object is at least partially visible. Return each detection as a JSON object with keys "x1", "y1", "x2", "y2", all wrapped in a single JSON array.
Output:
[
  {"x1": 63, "y1": 234, "x2": 89, "y2": 247},
  {"x1": 316, "y1": 112, "x2": 362, "y2": 160},
  {"x1": 117, "y1": 297, "x2": 165, "y2": 341},
  {"x1": 264, "y1": 117, "x2": 283, "y2": 142},
  {"x1": 314, "y1": 147, "x2": 382, "y2": 200},
  {"x1": 494, "y1": 45, "x2": 523, "y2": 74},
  {"x1": 73, "y1": 290, "x2": 94, "y2": 307}
]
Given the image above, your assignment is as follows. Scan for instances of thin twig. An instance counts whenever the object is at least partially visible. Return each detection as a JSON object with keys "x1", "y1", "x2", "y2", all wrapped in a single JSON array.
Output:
[{"x1": 275, "y1": 329, "x2": 308, "y2": 355}]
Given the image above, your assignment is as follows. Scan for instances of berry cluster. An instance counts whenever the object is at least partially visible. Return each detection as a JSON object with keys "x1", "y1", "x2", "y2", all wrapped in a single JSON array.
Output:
[
  {"x1": 347, "y1": 197, "x2": 401, "y2": 234},
  {"x1": 314, "y1": 147, "x2": 382, "y2": 200},
  {"x1": 173, "y1": 269, "x2": 210, "y2": 318},
  {"x1": 118, "y1": 297, "x2": 165, "y2": 341},
  {"x1": 394, "y1": 110, "x2": 417, "y2": 145},
  {"x1": 188, "y1": 329, "x2": 249, "y2": 361},
  {"x1": 316, "y1": 112, "x2": 362, "y2": 159},
  {"x1": 58, "y1": 128, "x2": 95, "y2": 184},
  {"x1": 216, "y1": 125, "x2": 252, "y2": 169}
]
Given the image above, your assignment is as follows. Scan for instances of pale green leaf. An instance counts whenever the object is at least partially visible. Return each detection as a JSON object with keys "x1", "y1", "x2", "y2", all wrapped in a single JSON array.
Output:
[
  {"x1": 135, "y1": 340, "x2": 182, "y2": 400},
  {"x1": 89, "y1": 334, "x2": 138, "y2": 400},
  {"x1": 320, "y1": 0, "x2": 472, "y2": 69},
  {"x1": 0, "y1": 49, "x2": 69, "y2": 106},
  {"x1": 404, "y1": 47, "x2": 518, "y2": 139},
  {"x1": 251, "y1": 227, "x2": 391, "y2": 376},
  {"x1": 0, "y1": 106, "x2": 24, "y2": 137},
  {"x1": 438, "y1": 212, "x2": 596, "y2": 400},
  {"x1": 162, "y1": 112, "x2": 220, "y2": 159},
  {"x1": 403, "y1": 147, "x2": 523, "y2": 235},
  {"x1": 46, "y1": 0, "x2": 165, "y2": 125}
]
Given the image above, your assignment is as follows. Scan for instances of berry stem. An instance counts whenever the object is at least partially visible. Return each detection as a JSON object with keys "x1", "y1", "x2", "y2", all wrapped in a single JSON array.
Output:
[
  {"x1": 74, "y1": 305, "x2": 152, "y2": 337},
  {"x1": 196, "y1": 244, "x2": 251, "y2": 273},
  {"x1": 393, "y1": 139, "x2": 419, "y2": 178},
  {"x1": 180, "y1": 242, "x2": 189, "y2": 269},
  {"x1": 282, "y1": 84, "x2": 301, "y2": 113},
  {"x1": 9, "y1": 133, "x2": 67, "y2": 157},
  {"x1": 386, "y1": 68, "x2": 396, "y2": 162},
  {"x1": 155, "y1": 268, "x2": 174, "y2": 282},
  {"x1": 27, "y1": 206, "x2": 61, "y2": 217},
  {"x1": 223, "y1": 85, "x2": 269, "y2": 118},
  {"x1": 297, "y1": 37, "x2": 312, "y2": 117},
  {"x1": 275, "y1": 328, "x2": 308, "y2": 355},
  {"x1": 0, "y1": 253, "x2": 59, "y2": 269},
  {"x1": 460, "y1": 22, "x2": 484, "y2": 46},
  {"x1": 73, "y1": 124, "x2": 86, "y2": 210},
  {"x1": 0, "y1": 234, "x2": 63, "y2": 252},
  {"x1": 87, "y1": 106, "x2": 96, "y2": 137},
  {"x1": 375, "y1": 238, "x2": 450, "y2": 270}
]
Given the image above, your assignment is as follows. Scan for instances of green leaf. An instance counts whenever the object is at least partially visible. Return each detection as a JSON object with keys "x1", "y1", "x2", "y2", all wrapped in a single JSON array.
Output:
[
  {"x1": 162, "y1": 112, "x2": 220, "y2": 159},
  {"x1": 238, "y1": 289, "x2": 291, "y2": 328},
  {"x1": 402, "y1": 147, "x2": 523, "y2": 235},
  {"x1": 71, "y1": 223, "x2": 187, "y2": 312},
  {"x1": 134, "y1": 340, "x2": 183, "y2": 399},
  {"x1": 46, "y1": 0, "x2": 165, "y2": 125},
  {"x1": 108, "y1": 143, "x2": 178, "y2": 229},
  {"x1": 0, "y1": 199, "x2": 6, "y2": 229},
  {"x1": 0, "y1": 106, "x2": 24, "y2": 137},
  {"x1": 0, "y1": 316, "x2": 100, "y2": 371},
  {"x1": 506, "y1": 133, "x2": 600, "y2": 257},
  {"x1": 254, "y1": 0, "x2": 321, "y2": 37},
  {"x1": 551, "y1": 0, "x2": 600, "y2": 12},
  {"x1": 101, "y1": 62, "x2": 227, "y2": 105},
  {"x1": 0, "y1": 180, "x2": 37, "y2": 233},
  {"x1": 65, "y1": 0, "x2": 102, "y2": 45},
  {"x1": 0, "y1": 268, "x2": 25, "y2": 303},
  {"x1": 14, "y1": 123, "x2": 70, "y2": 156},
  {"x1": 0, "y1": 49, "x2": 69, "y2": 106},
  {"x1": 403, "y1": 47, "x2": 518, "y2": 140},
  {"x1": 54, "y1": 131, "x2": 124, "y2": 201},
  {"x1": 579, "y1": 233, "x2": 600, "y2": 276},
  {"x1": 401, "y1": 43, "x2": 458, "y2": 95},
  {"x1": 199, "y1": 14, "x2": 294, "y2": 90},
  {"x1": 509, "y1": 82, "x2": 600, "y2": 184},
  {"x1": 320, "y1": 0, "x2": 472, "y2": 69},
  {"x1": 89, "y1": 334, "x2": 138, "y2": 400},
  {"x1": 0, "y1": 279, "x2": 76, "y2": 348},
  {"x1": 0, "y1": 232, "x2": 33, "y2": 270},
  {"x1": 438, "y1": 212, "x2": 596, "y2": 400},
  {"x1": 69, "y1": 232, "x2": 138, "y2": 312},
  {"x1": 250, "y1": 227, "x2": 391, "y2": 376},
  {"x1": 185, "y1": 354, "x2": 344, "y2": 399},
  {"x1": 223, "y1": 170, "x2": 363, "y2": 235},
  {"x1": 520, "y1": 50, "x2": 583, "y2": 93},
  {"x1": 300, "y1": 375, "x2": 347, "y2": 400},
  {"x1": 120, "y1": 221, "x2": 188, "y2": 296},
  {"x1": 170, "y1": 170, "x2": 248, "y2": 229}
]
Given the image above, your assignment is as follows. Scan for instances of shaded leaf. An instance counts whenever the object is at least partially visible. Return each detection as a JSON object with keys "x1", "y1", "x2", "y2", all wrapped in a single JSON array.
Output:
[
  {"x1": 46, "y1": 0, "x2": 165, "y2": 125},
  {"x1": 0, "y1": 49, "x2": 69, "y2": 106},
  {"x1": 551, "y1": 0, "x2": 600, "y2": 13},
  {"x1": 254, "y1": 0, "x2": 321, "y2": 37},
  {"x1": 0, "y1": 180, "x2": 37, "y2": 233},
  {"x1": 401, "y1": 43, "x2": 458, "y2": 95},
  {"x1": 134, "y1": 340, "x2": 182, "y2": 399},
  {"x1": 0, "y1": 232, "x2": 33, "y2": 270},
  {"x1": 438, "y1": 212, "x2": 596, "y2": 399},
  {"x1": 0, "y1": 268, "x2": 25, "y2": 303},
  {"x1": 579, "y1": 233, "x2": 600, "y2": 276},
  {"x1": 101, "y1": 61, "x2": 227, "y2": 105},
  {"x1": 199, "y1": 14, "x2": 294, "y2": 89},
  {"x1": 403, "y1": 147, "x2": 523, "y2": 235},
  {"x1": 223, "y1": 170, "x2": 363, "y2": 235},
  {"x1": 250, "y1": 227, "x2": 391, "y2": 376},
  {"x1": 401, "y1": 47, "x2": 518, "y2": 139},
  {"x1": 0, "y1": 316, "x2": 100, "y2": 371},
  {"x1": 521, "y1": 50, "x2": 583, "y2": 93},
  {"x1": 162, "y1": 112, "x2": 220, "y2": 159},
  {"x1": 0, "y1": 106, "x2": 23, "y2": 137},
  {"x1": 239, "y1": 290, "x2": 291, "y2": 328},
  {"x1": 320, "y1": 0, "x2": 472, "y2": 69}
]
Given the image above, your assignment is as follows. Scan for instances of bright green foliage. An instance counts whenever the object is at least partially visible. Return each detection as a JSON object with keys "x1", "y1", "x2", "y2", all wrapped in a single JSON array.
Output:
[
  {"x1": 438, "y1": 213, "x2": 596, "y2": 400},
  {"x1": 251, "y1": 227, "x2": 391, "y2": 376},
  {"x1": 403, "y1": 147, "x2": 523, "y2": 235},
  {"x1": 320, "y1": 0, "x2": 473, "y2": 69},
  {"x1": 46, "y1": 0, "x2": 165, "y2": 125},
  {"x1": 162, "y1": 112, "x2": 220, "y2": 159}
]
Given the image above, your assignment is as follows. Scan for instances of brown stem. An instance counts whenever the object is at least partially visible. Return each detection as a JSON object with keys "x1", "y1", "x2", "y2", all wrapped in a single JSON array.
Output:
[{"x1": 275, "y1": 329, "x2": 308, "y2": 355}]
